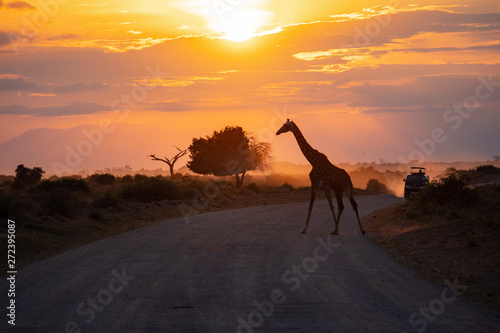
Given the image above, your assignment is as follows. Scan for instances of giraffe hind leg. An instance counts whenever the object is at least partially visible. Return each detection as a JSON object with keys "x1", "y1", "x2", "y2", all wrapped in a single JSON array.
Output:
[
  {"x1": 325, "y1": 190, "x2": 339, "y2": 235},
  {"x1": 332, "y1": 192, "x2": 344, "y2": 235},
  {"x1": 350, "y1": 196, "x2": 365, "y2": 235}
]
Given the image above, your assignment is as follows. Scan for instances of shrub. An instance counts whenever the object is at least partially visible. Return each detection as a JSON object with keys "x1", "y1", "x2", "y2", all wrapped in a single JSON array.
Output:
[
  {"x1": 0, "y1": 190, "x2": 12, "y2": 218},
  {"x1": 366, "y1": 179, "x2": 390, "y2": 194},
  {"x1": 36, "y1": 178, "x2": 90, "y2": 193},
  {"x1": 0, "y1": 175, "x2": 14, "y2": 187},
  {"x1": 134, "y1": 174, "x2": 149, "y2": 183},
  {"x1": 10, "y1": 195, "x2": 39, "y2": 219},
  {"x1": 475, "y1": 165, "x2": 500, "y2": 175},
  {"x1": 413, "y1": 171, "x2": 478, "y2": 207},
  {"x1": 170, "y1": 173, "x2": 184, "y2": 182},
  {"x1": 93, "y1": 190, "x2": 120, "y2": 208},
  {"x1": 279, "y1": 183, "x2": 294, "y2": 192},
  {"x1": 121, "y1": 177, "x2": 180, "y2": 203},
  {"x1": 120, "y1": 174, "x2": 134, "y2": 183},
  {"x1": 92, "y1": 173, "x2": 116, "y2": 185},
  {"x1": 245, "y1": 182, "x2": 260, "y2": 194},
  {"x1": 39, "y1": 188, "x2": 76, "y2": 216}
]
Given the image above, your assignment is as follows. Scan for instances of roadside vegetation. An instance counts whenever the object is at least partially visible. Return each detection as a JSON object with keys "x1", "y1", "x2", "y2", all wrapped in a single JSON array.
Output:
[{"x1": 365, "y1": 165, "x2": 500, "y2": 313}]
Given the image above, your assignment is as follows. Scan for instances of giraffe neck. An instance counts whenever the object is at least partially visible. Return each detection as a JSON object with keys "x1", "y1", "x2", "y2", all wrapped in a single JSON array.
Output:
[{"x1": 291, "y1": 124, "x2": 324, "y2": 166}]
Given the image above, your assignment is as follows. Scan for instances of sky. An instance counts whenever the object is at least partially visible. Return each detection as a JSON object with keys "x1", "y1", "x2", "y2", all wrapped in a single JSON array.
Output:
[{"x1": 0, "y1": 0, "x2": 499, "y2": 175}]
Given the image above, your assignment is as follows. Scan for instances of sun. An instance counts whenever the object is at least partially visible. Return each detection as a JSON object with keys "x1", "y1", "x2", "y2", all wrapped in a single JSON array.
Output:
[
  {"x1": 220, "y1": 9, "x2": 267, "y2": 43},
  {"x1": 172, "y1": 1, "x2": 272, "y2": 43}
]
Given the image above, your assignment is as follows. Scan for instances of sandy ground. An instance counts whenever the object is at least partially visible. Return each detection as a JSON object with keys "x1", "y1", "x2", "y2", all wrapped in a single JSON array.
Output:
[{"x1": 1, "y1": 194, "x2": 500, "y2": 332}]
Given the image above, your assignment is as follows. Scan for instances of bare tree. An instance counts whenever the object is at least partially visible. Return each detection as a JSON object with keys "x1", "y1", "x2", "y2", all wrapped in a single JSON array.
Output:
[{"x1": 149, "y1": 147, "x2": 188, "y2": 176}]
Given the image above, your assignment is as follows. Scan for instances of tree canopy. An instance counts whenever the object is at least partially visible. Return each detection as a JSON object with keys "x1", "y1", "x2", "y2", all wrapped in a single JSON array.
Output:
[
  {"x1": 187, "y1": 126, "x2": 272, "y2": 188},
  {"x1": 13, "y1": 164, "x2": 45, "y2": 189}
]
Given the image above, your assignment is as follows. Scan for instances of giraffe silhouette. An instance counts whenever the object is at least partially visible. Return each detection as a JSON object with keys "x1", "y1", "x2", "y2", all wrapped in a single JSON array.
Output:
[{"x1": 276, "y1": 119, "x2": 365, "y2": 235}]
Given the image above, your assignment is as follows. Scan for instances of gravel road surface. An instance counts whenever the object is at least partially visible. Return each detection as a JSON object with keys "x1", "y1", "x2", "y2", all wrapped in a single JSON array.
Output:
[{"x1": 2, "y1": 194, "x2": 500, "y2": 332}]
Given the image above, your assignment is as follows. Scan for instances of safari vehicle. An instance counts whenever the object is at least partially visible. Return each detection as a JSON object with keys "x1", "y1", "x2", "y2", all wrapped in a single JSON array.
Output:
[{"x1": 403, "y1": 167, "x2": 429, "y2": 198}]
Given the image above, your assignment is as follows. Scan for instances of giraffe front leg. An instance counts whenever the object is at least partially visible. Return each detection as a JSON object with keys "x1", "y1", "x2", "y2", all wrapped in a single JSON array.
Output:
[{"x1": 302, "y1": 187, "x2": 316, "y2": 234}]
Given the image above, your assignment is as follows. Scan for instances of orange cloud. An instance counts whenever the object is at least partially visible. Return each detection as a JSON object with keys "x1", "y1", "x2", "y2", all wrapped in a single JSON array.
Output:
[{"x1": 1, "y1": 0, "x2": 36, "y2": 11}]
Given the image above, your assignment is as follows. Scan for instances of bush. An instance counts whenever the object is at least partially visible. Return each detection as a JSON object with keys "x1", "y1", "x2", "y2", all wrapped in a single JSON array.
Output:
[
  {"x1": 121, "y1": 177, "x2": 180, "y2": 203},
  {"x1": 39, "y1": 188, "x2": 77, "y2": 216},
  {"x1": 36, "y1": 178, "x2": 90, "y2": 193},
  {"x1": 366, "y1": 179, "x2": 390, "y2": 193},
  {"x1": 475, "y1": 165, "x2": 500, "y2": 175},
  {"x1": 134, "y1": 174, "x2": 149, "y2": 183},
  {"x1": 120, "y1": 175, "x2": 134, "y2": 183},
  {"x1": 93, "y1": 190, "x2": 120, "y2": 208},
  {"x1": 0, "y1": 190, "x2": 12, "y2": 218},
  {"x1": 0, "y1": 175, "x2": 14, "y2": 187},
  {"x1": 279, "y1": 183, "x2": 294, "y2": 192},
  {"x1": 245, "y1": 182, "x2": 260, "y2": 194},
  {"x1": 170, "y1": 173, "x2": 184, "y2": 182},
  {"x1": 10, "y1": 195, "x2": 39, "y2": 219},
  {"x1": 413, "y1": 171, "x2": 478, "y2": 207},
  {"x1": 90, "y1": 173, "x2": 116, "y2": 185}
]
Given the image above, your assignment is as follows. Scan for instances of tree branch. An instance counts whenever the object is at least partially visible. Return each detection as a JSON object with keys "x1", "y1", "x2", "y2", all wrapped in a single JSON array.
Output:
[{"x1": 149, "y1": 147, "x2": 188, "y2": 176}]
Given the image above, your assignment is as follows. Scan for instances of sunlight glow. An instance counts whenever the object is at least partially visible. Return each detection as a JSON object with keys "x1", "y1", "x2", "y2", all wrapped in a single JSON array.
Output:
[
  {"x1": 219, "y1": 9, "x2": 268, "y2": 42},
  {"x1": 173, "y1": 0, "x2": 273, "y2": 43}
]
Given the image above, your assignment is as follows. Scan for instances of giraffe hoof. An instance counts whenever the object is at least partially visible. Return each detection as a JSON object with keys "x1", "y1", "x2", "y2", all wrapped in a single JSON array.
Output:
[
  {"x1": 301, "y1": 230, "x2": 307, "y2": 234},
  {"x1": 330, "y1": 231, "x2": 339, "y2": 235},
  {"x1": 361, "y1": 230, "x2": 366, "y2": 236}
]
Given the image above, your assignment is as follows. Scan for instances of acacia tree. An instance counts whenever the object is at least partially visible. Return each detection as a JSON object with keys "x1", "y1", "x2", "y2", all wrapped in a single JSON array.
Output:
[
  {"x1": 187, "y1": 126, "x2": 272, "y2": 188},
  {"x1": 149, "y1": 147, "x2": 188, "y2": 176},
  {"x1": 13, "y1": 164, "x2": 45, "y2": 189}
]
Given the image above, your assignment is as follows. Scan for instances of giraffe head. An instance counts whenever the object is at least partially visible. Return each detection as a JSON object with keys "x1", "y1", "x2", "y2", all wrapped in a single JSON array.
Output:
[{"x1": 276, "y1": 119, "x2": 295, "y2": 135}]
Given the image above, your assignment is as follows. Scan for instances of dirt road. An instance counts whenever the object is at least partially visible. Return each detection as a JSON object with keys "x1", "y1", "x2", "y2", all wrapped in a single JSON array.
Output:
[{"x1": 2, "y1": 194, "x2": 500, "y2": 332}]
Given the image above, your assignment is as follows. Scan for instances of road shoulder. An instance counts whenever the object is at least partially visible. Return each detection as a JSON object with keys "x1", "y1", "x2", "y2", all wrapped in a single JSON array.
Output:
[{"x1": 364, "y1": 202, "x2": 500, "y2": 316}]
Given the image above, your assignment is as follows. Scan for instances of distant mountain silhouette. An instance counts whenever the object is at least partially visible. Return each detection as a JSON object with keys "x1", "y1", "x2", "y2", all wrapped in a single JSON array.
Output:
[
  {"x1": 1, "y1": 124, "x2": 497, "y2": 177},
  {"x1": 0, "y1": 124, "x2": 191, "y2": 175}
]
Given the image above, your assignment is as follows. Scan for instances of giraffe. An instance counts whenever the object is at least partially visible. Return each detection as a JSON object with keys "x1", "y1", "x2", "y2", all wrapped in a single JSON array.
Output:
[{"x1": 276, "y1": 119, "x2": 365, "y2": 235}]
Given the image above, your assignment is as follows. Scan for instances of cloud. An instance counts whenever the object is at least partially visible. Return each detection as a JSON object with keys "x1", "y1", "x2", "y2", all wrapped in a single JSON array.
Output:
[
  {"x1": 144, "y1": 102, "x2": 192, "y2": 112},
  {"x1": 0, "y1": 31, "x2": 12, "y2": 48},
  {"x1": 0, "y1": 77, "x2": 37, "y2": 90},
  {"x1": 0, "y1": 76, "x2": 109, "y2": 93},
  {"x1": 0, "y1": 102, "x2": 112, "y2": 116},
  {"x1": 46, "y1": 34, "x2": 81, "y2": 41},
  {"x1": 328, "y1": 4, "x2": 464, "y2": 23},
  {"x1": 1, "y1": 0, "x2": 36, "y2": 10},
  {"x1": 346, "y1": 74, "x2": 500, "y2": 110},
  {"x1": 78, "y1": 36, "x2": 197, "y2": 52},
  {"x1": 75, "y1": 2, "x2": 109, "y2": 7},
  {"x1": 28, "y1": 93, "x2": 56, "y2": 97},
  {"x1": 54, "y1": 82, "x2": 108, "y2": 93}
]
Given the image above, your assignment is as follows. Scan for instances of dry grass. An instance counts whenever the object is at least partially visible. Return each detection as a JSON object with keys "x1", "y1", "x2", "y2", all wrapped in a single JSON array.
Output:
[{"x1": 364, "y1": 193, "x2": 500, "y2": 314}]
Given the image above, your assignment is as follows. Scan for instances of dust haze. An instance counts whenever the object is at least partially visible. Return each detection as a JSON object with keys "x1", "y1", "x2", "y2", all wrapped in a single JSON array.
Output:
[{"x1": 247, "y1": 160, "x2": 500, "y2": 198}]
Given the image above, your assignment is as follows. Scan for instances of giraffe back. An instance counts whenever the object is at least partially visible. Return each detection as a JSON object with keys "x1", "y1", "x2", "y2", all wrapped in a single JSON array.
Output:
[{"x1": 310, "y1": 163, "x2": 353, "y2": 197}]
